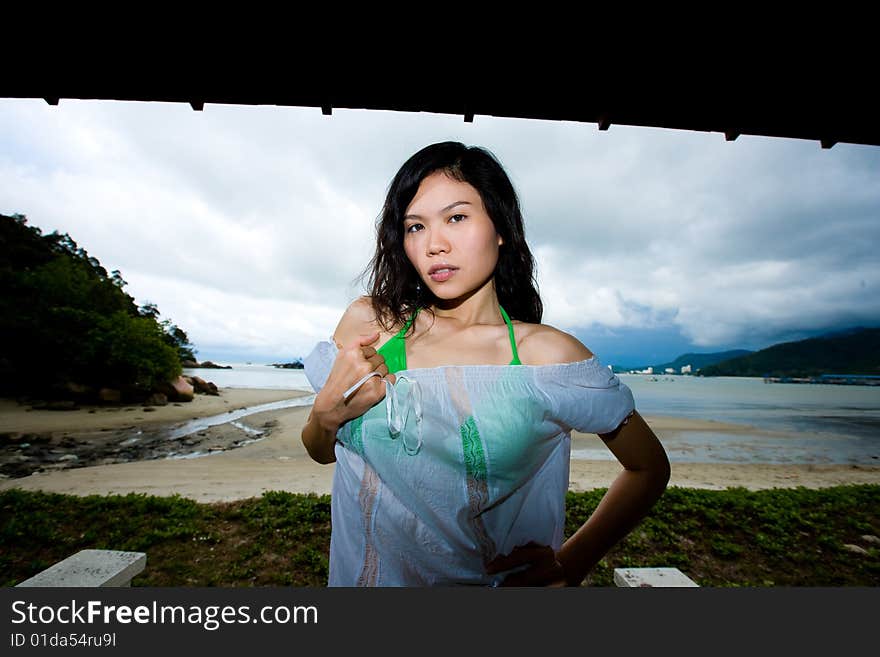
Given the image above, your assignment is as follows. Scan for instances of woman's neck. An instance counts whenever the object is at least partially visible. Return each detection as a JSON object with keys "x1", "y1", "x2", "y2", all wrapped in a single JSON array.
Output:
[{"x1": 428, "y1": 279, "x2": 503, "y2": 328}]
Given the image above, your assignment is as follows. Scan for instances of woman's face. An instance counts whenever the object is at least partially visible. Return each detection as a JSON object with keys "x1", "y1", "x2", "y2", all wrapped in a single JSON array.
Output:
[{"x1": 403, "y1": 172, "x2": 503, "y2": 302}]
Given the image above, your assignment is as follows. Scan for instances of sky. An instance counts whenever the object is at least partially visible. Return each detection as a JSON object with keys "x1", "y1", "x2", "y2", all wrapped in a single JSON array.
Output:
[{"x1": 2, "y1": 98, "x2": 879, "y2": 368}]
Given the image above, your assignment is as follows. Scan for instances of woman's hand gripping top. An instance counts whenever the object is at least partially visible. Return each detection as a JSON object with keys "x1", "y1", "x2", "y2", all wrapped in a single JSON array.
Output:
[{"x1": 301, "y1": 333, "x2": 395, "y2": 464}]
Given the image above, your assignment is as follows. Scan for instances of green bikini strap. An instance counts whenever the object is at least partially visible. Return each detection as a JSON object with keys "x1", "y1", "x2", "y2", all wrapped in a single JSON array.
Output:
[
  {"x1": 383, "y1": 306, "x2": 519, "y2": 369},
  {"x1": 498, "y1": 305, "x2": 521, "y2": 365},
  {"x1": 377, "y1": 307, "x2": 420, "y2": 374},
  {"x1": 400, "y1": 307, "x2": 421, "y2": 336}
]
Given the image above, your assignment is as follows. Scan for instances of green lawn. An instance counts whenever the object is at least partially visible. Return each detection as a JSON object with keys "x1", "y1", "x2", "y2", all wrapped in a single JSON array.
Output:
[{"x1": 2, "y1": 485, "x2": 878, "y2": 587}]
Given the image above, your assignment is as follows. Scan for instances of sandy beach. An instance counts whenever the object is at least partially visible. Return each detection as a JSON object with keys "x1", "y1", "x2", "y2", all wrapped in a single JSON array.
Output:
[{"x1": 1, "y1": 388, "x2": 879, "y2": 503}]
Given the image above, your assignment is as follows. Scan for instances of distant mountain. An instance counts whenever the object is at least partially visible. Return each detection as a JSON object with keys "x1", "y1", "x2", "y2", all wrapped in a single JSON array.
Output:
[
  {"x1": 616, "y1": 350, "x2": 752, "y2": 373},
  {"x1": 815, "y1": 326, "x2": 872, "y2": 339},
  {"x1": 656, "y1": 351, "x2": 752, "y2": 372},
  {"x1": 700, "y1": 327, "x2": 880, "y2": 377}
]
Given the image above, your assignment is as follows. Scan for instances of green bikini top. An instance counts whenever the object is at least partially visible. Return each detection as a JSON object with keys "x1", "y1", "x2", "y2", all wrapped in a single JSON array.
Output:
[{"x1": 377, "y1": 305, "x2": 522, "y2": 374}]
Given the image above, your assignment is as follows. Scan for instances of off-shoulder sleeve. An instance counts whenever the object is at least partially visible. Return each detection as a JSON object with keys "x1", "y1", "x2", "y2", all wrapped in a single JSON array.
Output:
[
  {"x1": 534, "y1": 357, "x2": 635, "y2": 435},
  {"x1": 303, "y1": 339, "x2": 338, "y2": 394}
]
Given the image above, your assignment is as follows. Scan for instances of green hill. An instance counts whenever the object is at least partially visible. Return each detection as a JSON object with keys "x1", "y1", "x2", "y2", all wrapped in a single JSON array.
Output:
[
  {"x1": 650, "y1": 350, "x2": 753, "y2": 373},
  {"x1": 616, "y1": 350, "x2": 752, "y2": 373},
  {"x1": 700, "y1": 328, "x2": 880, "y2": 377},
  {"x1": 0, "y1": 213, "x2": 196, "y2": 400}
]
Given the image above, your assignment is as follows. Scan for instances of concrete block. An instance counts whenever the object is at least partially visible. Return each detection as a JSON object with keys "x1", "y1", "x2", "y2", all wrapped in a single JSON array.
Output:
[
  {"x1": 613, "y1": 567, "x2": 699, "y2": 587},
  {"x1": 16, "y1": 549, "x2": 147, "y2": 587}
]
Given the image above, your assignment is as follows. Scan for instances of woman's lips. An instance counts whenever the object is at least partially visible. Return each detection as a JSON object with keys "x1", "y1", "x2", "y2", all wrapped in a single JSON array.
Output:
[{"x1": 428, "y1": 267, "x2": 458, "y2": 282}]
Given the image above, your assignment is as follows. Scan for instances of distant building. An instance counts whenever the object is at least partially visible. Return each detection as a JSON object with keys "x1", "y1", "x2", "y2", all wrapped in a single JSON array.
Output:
[
  {"x1": 664, "y1": 368, "x2": 675, "y2": 374},
  {"x1": 681, "y1": 364, "x2": 692, "y2": 374}
]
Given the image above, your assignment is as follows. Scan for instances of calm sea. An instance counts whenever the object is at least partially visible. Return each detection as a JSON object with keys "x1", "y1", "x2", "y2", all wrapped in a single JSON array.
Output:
[
  {"x1": 186, "y1": 366, "x2": 880, "y2": 465},
  {"x1": 184, "y1": 364, "x2": 313, "y2": 392}
]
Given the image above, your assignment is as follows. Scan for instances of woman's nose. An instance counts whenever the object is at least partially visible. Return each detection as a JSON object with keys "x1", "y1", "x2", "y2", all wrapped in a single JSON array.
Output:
[{"x1": 427, "y1": 226, "x2": 451, "y2": 255}]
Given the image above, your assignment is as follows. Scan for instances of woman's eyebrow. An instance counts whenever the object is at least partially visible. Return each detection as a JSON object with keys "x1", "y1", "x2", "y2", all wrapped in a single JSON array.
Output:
[{"x1": 404, "y1": 201, "x2": 471, "y2": 221}]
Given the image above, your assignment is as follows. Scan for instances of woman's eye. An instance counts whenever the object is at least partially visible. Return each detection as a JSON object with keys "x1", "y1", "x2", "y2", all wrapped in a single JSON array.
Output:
[
  {"x1": 449, "y1": 214, "x2": 466, "y2": 223},
  {"x1": 405, "y1": 223, "x2": 423, "y2": 233}
]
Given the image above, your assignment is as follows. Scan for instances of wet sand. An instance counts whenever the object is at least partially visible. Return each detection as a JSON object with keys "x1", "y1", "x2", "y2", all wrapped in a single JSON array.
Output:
[{"x1": 1, "y1": 393, "x2": 878, "y2": 502}]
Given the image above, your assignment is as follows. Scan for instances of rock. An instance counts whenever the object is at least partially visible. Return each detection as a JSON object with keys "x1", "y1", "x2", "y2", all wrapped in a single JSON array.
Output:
[
  {"x1": 143, "y1": 393, "x2": 168, "y2": 407},
  {"x1": 843, "y1": 544, "x2": 869, "y2": 555},
  {"x1": 31, "y1": 400, "x2": 79, "y2": 411},
  {"x1": 168, "y1": 376, "x2": 194, "y2": 402},
  {"x1": 63, "y1": 382, "x2": 95, "y2": 400},
  {"x1": 861, "y1": 534, "x2": 880, "y2": 545},
  {"x1": 194, "y1": 361, "x2": 232, "y2": 370},
  {"x1": 181, "y1": 359, "x2": 198, "y2": 368},
  {"x1": 189, "y1": 376, "x2": 219, "y2": 396},
  {"x1": 0, "y1": 432, "x2": 25, "y2": 445},
  {"x1": 98, "y1": 388, "x2": 122, "y2": 403},
  {"x1": 57, "y1": 454, "x2": 79, "y2": 462}
]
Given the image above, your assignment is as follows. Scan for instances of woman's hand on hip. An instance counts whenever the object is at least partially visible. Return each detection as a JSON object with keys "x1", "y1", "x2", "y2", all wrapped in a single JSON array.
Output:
[{"x1": 486, "y1": 542, "x2": 568, "y2": 587}]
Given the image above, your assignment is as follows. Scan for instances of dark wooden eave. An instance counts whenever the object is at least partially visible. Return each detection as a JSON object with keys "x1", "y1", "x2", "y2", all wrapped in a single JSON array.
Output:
[{"x1": 2, "y1": 82, "x2": 877, "y2": 149}]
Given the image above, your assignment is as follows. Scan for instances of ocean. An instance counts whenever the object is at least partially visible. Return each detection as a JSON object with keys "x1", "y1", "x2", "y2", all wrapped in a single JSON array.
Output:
[
  {"x1": 184, "y1": 364, "x2": 314, "y2": 392},
  {"x1": 186, "y1": 365, "x2": 880, "y2": 466}
]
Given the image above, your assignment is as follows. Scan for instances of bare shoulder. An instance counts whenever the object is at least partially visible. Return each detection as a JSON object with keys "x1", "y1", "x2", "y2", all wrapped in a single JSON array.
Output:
[
  {"x1": 514, "y1": 322, "x2": 595, "y2": 366},
  {"x1": 331, "y1": 296, "x2": 385, "y2": 348}
]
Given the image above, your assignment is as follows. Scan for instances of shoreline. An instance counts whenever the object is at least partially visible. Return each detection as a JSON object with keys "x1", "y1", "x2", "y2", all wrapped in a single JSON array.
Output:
[
  {"x1": 1, "y1": 392, "x2": 879, "y2": 502},
  {"x1": 0, "y1": 387, "x2": 310, "y2": 435}
]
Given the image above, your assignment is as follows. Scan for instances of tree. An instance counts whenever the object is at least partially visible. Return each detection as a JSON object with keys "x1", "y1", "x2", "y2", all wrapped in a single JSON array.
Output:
[
  {"x1": 0, "y1": 212, "x2": 199, "y2": 399},
  {"x1": 161, "y1": 320, "x2": 197, "y2": 363}
]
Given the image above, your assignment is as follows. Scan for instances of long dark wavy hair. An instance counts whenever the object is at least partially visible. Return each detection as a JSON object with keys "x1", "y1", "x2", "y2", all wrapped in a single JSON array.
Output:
[{"x1": 361, "y1": 141, "x2": 543, "y2": 334}]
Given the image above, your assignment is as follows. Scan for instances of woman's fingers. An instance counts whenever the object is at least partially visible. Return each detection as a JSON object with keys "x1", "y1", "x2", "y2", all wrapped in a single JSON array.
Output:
[
  {"x1": 334, "y1": 332, "x2": 396, "y2": 412},
  {"x1": 356, "y1": 332, "x2": 379, "y2": 347},
  {"x1": 486, "y1": 542, "x2": 551, "y2": 573},
  {"x1": 486, "y1": 542, "x2": 566, "y2": 587},
  {"x1": 499, "y1": 560, "x2": 566, "y2": 587}
]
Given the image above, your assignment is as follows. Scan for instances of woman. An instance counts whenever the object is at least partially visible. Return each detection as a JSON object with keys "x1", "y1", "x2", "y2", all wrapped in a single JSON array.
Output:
[{"x1": 302, "y1": 141, "x2": 670, "y2": 586}]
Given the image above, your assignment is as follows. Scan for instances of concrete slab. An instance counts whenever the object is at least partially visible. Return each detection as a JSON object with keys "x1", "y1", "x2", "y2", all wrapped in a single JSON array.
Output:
[
  {"x1": 613, "y1": 567, "x2": 699, "y2": 587},
  {"x1": 16, "y1": 549, "x2": 147, "y2": 587}
]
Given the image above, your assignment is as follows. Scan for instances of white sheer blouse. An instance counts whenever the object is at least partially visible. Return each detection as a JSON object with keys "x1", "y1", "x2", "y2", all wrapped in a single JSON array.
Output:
[{"x1": 304, "y1": 339, "x2": 635, "y2": 586}]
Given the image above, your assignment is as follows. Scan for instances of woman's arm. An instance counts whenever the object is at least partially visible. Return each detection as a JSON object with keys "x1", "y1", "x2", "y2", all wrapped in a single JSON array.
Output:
[
  {"x1": 301, "y1": 406, "x2": 342, "y2": 465},
  {"x1": 488, "y1": 411, "x2": 669, "y2": 586},
  {"x1": 556, "y1": 411, "x2": 670, "y2": 585},
  {"x1": 488, "y1": 327, "x2": 670, "y2": 586}
]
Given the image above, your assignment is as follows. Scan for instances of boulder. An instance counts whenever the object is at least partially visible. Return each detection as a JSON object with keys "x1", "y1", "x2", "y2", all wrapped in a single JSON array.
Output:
[
  {"x1": 189, "y1": 376, "x2": 219, "y2": 396},
  {"x1": 64, "y1": 382, "x2": 94, "y2": 398},
  {"x1": 98, "y1": 388, "x2": 122, "y2": 403},
  {"x1": 169, "y1": 375, "x2": 194, "y2": 402},
  {"x1": 143, "y1": 393, "x2": 168, "y2": 407}
]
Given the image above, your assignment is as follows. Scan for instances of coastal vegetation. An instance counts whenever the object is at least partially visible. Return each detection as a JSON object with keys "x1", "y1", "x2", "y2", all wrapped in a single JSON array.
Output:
[
  {"x1": 700, "y1": 327, "x2": 880, "y2": 378},
  {"x1": 625, "y1": 327, "x2": 880, "y2": 379},
  {"x1": 0, "y1": 213, "x2": 196, "y2": 401},
  {"x1": 1, "y1": 485, "x2": 877, "y2": 587}
]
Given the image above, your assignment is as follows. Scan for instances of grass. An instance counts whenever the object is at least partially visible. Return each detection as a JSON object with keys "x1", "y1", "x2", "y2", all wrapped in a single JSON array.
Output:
[{"x1": 2, "y1": 485, "x2": 878, "y2": 587}]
